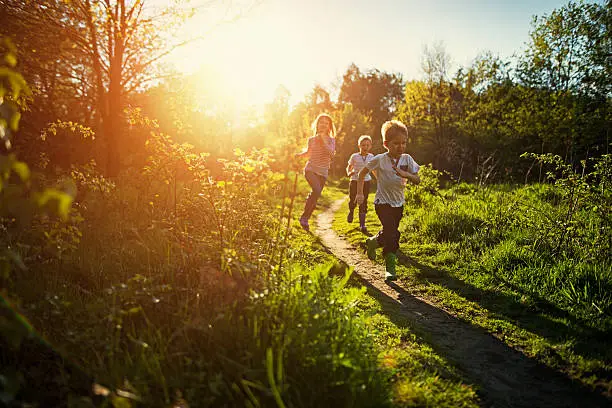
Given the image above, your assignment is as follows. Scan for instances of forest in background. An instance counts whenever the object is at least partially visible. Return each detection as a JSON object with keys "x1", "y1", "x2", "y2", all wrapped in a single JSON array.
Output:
[
  {"x1": 0, "y1": 0, "x2": 610, "y2": 407},
  {"x1": 0, "y1": 0, "x2": 609, "y2": 182}
]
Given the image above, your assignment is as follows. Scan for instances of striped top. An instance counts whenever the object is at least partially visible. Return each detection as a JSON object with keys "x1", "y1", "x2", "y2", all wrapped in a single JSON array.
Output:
[
  {"x1": 303, "y1": 135, "x2": 335, "y2": 177},
  {"x1": 347, "y1": 152, "x2": 374, "y2": 181}
]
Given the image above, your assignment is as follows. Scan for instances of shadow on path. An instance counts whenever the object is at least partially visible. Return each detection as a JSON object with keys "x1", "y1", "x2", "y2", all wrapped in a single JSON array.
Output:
[
  {"x1": 397, "y1": 251, "x2": 612, "y2": 363},
  {"x1": 315, "y1": 199, "x2": 611, "y2": 408}
]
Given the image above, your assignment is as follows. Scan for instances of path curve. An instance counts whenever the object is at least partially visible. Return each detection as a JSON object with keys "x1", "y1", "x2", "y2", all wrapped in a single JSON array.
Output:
[{"x1": 315, "y1": 198, "x2": 609, "y2": 408}]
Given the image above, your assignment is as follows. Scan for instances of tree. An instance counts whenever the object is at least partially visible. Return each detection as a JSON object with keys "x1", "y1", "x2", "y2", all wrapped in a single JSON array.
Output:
[
  {"x1": 338, "y1": 63, "x2": 404, "y2": 139},
  {"x1": 518, "y1": 0, "x2": 610, "y2": 95},
  {"x1": 397, "y1": 43, "x2": 464, "y2": 173},
  {"x1": 331, "y1": 104, "x2": 373, "y2": 177},
  {"x1": 0, "y1": 1, "x2": 95, "y2": 166},
  {"x1": 454, "y1": 53, "x2": 519, "y2": 180},
  {"x1": 517, "y1": 0, "x2": 611, "y2": 162},
  {"x1": 264, "y1": 85, "x2": 291, "y2": 150},
  {"x1": 0, "y1": 0, "x2": 255, "y2": 176}
]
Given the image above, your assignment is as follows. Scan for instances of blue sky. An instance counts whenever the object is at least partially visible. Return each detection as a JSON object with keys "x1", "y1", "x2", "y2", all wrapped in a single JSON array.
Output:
[{"x1": 169, "y1": 0, "x2": 603, "y2": 108}]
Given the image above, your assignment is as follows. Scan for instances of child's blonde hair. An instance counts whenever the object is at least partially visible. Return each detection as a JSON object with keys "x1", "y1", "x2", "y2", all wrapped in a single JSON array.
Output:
[
  {"x1": 357, "y1": 135, "x2": 372, "y2": 146},
  {"x1": 311, "y1": 113, "x2": 336, "y2": 138},
  {"x1": 381, "y1": 120, "x2": 408, "y2": 143}
]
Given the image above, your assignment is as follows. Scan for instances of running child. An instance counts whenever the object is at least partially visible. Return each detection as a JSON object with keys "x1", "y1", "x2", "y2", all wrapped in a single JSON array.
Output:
[
  {"x1": 355, "y1": 120, "x2": 420, "y2": 280},
  {"x1": 295, "y1": 113, "x2": 336, "y2": 231},
  {"x1": 346, "y1": 135, "x2": 374, "y2": 234}
]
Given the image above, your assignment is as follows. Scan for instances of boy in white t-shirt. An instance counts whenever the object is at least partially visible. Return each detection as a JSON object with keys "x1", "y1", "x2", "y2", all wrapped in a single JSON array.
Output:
[
  {"x1": 355, "y1": 120, "x2": 420, "y2": 280},
  {"x1": 345, "y1": 135, "x2": 374, "y2": 234}
]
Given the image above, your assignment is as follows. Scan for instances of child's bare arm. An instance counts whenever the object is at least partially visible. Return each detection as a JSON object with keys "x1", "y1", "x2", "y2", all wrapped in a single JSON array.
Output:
[
  {"x1": 355, "y1": 167, "x2": 370, "y2": 204},
  {"x1": 346, "y1": 160, "x2": 354, "y2": 177},
  {"x1": 405, "y1": 172, "x2": 420, "y2": 184},
  {"x1": 294, "y1": 140, "x2": 310, "y2": 159},
  {"x1": 393, "y1": 166, "x2": 420, "y2": 184}
]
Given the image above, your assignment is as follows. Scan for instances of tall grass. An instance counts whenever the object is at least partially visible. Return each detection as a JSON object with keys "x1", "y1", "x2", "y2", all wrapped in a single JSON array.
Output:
[
  {"x1": 3, "y1": 122, "x2": 394, "y2": 406},
  {"x1": 402, "y1": 154, "x2": 612, "y2": 330}
]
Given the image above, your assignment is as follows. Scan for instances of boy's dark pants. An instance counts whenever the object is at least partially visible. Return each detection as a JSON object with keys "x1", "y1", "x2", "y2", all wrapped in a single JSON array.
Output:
[
  {"x1": 374, "y1": 204, "x2": 404, "y2": 255},
  {"x1": 348, "y1": 180, "x2": 370, "y2": 215}
]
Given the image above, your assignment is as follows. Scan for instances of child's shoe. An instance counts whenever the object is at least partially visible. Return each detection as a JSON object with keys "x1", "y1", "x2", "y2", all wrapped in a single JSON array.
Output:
[
  {"x1": 384, "y1": 252, "x2": 397, "y2": 281},
  {"x1": 365, "y1": 236, "x2": 378, "y2": 260},
  {"x1": 299, "y1": 217, "x2": 310, "y2": 232}
]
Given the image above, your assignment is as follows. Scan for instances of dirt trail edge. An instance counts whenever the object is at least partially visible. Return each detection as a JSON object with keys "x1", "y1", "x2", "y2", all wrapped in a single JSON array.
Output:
[{"x1": 315, "y1": 198, "x2": 609, "y2": 408}]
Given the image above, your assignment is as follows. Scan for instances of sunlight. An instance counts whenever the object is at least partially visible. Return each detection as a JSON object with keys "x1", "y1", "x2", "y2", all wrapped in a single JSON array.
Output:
[
  {"x1": 166, "y1": 0, "x2": 344, "y2": 113},
  {"x1": 172, "y1": 11, "x2": 293, "y2": 112},
  {"x1": 3, "y1": 1, "x2": 610, "y2": 406}
]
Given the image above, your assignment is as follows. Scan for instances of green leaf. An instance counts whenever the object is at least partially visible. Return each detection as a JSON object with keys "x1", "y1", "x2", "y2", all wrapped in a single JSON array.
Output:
[
  {"x1": 36, "y1": 188, "x2": 74, "y2": 220},
  {"x1": 11, "y1": 160, "x2": 29, "y2": 182},
  {"x1": 8, "y1": 111, "x2": 20, "y2": 132},
  {"x1": 110, "y1": 395, "x2": 132, "y2": 408},
  {"x1": 4, "y1": 53, "x2": 17, "y2": 68}
]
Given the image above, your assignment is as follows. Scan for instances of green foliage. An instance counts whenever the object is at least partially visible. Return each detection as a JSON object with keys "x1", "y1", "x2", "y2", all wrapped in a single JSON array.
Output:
[
  {"x1": 0, "y1": 39, "x2": 88, "y2": 407},
  {"x1": 0, "y1": 37, "x2": 30, "y2": 150},
  {"x1": 405, "y1": 163, "x2": 444, "y2": 206},
  {"x1": 393, "y1": 2, "x2": 610, "y2": 182},
  {"x1": 553, "y1": 261, "x2": 612, "y2": 321},
  {"x1": 518, "y1": 0, "x2": 610, "y2": 95},
  {"x1": 423, "y1": 209, "x2": 483, "y2": 243},
  {"x1": 38, "y1": 120, "x2": 97, "y2": 172},
  {"x1": 408, "y1": 152, "x2": 611, "y2": 306},
  {"x1": 339, "y1": 63, "x2": 404, "y2": 139},
  {"x1": 2, "y1": 0, "x2": 610, "y2": 404},
  {"x1": 222, "y1": 263, "x2": 389, "y2": 407},
  {"x1": 404, "y1": 172, "x2": 612, "y2": 329},
  {"x1": 521, "y1": 152, "x2": 612, "y2": 263},
  {"x1": 70, "y1": 160, "x2": 116, "y2": 196},
  {"x1": 2, "y1": 98, "x2": 398, "y2": 406},
  {"x1": 0, "y1": 41, "x2": 76, "y2": 277}
]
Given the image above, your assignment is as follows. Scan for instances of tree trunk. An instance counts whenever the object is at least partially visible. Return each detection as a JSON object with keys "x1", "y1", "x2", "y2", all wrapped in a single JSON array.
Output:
[{"x1": 104, "y1": 0, "x2": 126, "y2": 177}]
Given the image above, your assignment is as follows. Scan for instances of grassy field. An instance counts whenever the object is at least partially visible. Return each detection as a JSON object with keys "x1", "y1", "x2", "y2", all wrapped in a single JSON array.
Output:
[
  {"x1": 330, "y1": 173, "x2": 612, "y2": 397},
  {"x1": 2, "y1": 166, "x2": 480, "y2": 407},
  {"x1": 2, "y1": 149, "x2": 609, "y2": 406}
]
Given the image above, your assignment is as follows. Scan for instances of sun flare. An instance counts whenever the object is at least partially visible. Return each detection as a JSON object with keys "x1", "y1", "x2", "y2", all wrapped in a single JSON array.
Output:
[{"x1": 172, "y1": 10, "x2": 298, "y2": 112}]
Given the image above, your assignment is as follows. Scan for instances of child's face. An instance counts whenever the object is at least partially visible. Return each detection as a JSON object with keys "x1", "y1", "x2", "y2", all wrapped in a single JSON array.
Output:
[
  {"x1": 359, "y1": 139, "x2": 372, "y2": 153},
  {"x1": 384, "y1": 135, "x2": 407, "y2": 157},
  {"x1": 316, "y1": 118, "x2": 332, "y2": 135}
]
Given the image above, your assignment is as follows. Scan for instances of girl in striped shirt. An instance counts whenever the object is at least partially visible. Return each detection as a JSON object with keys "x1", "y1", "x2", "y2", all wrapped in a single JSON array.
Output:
[{"x1": 295, "y1": 113, "x2": 336, "y2": 231}]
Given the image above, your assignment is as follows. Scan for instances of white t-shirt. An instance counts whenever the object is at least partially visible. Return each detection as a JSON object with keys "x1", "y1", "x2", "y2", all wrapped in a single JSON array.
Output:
[
  {"x1": 366, "y1": 152, "x2": 420, "y2": 207},
  {"x1": 347, "y1": 153, "x2": 374, "y2": 181}
]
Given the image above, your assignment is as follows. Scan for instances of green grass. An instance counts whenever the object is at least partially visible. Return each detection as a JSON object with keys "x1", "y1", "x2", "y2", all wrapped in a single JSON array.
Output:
[
  {"x1": 330, "y1": 182, "x2": 612, "y2": 396},
  {"x1": 2, "y1": 173, "x2": 481, "y2": 407},
  {"x1": 355, "y1": 297, "x2": 479, "y2": 407},
  {"x1": 305, "y1": 184, "x2": 481, "y2": 407}
]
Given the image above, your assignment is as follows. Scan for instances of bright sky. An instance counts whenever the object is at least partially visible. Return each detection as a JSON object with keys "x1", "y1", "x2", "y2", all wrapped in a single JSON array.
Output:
[{"x1": 166, "y1": 0, "x2": 602, "y2": 109}]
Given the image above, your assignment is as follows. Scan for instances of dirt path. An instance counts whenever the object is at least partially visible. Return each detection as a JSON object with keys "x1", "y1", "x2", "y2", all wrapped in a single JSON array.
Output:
[{"x1": 315, "y1": 198, "x2": 610, "y2": 408}]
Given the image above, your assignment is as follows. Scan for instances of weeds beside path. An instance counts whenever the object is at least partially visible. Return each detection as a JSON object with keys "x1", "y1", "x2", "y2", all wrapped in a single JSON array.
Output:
[{"x1": 315, "y1": 198, "x2": 610, "y2": 408}]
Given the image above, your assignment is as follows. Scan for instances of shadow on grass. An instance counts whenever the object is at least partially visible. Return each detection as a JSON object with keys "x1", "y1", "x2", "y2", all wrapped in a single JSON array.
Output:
[
  {"x1": 342, "y1": 266, "x2": 612, "y2": 408},
  {"x1": 315, "y1": 199, "x2": 611, "y2": 407},
  {"x1": 397, "y1": 251, "x2": 612, "y2": 357}
]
